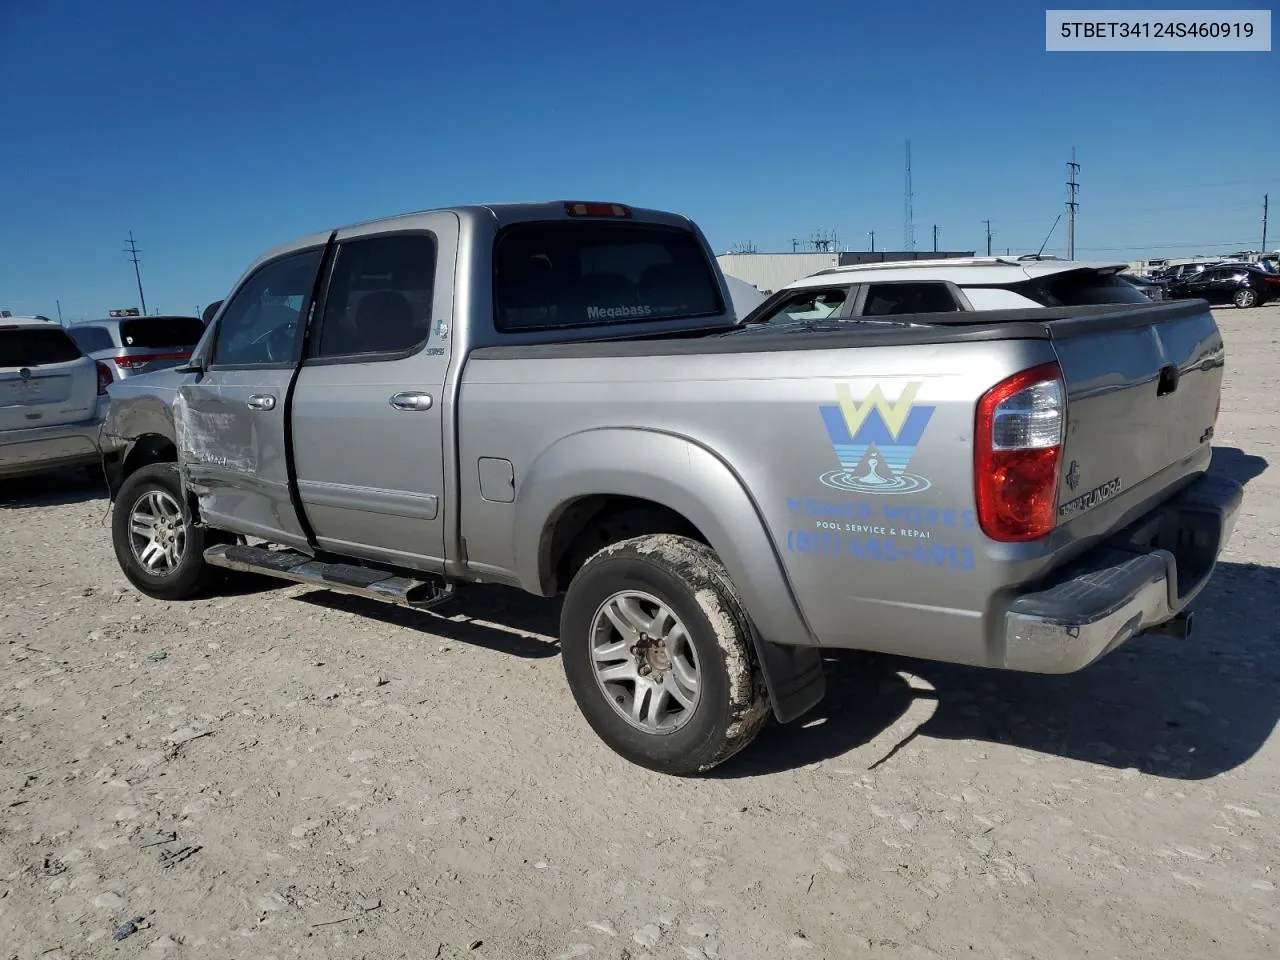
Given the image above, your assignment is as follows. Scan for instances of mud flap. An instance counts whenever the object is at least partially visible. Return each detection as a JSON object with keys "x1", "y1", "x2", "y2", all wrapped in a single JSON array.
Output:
[{"x1": 750, "y1": 634, "x2": 825, "y2": 723}]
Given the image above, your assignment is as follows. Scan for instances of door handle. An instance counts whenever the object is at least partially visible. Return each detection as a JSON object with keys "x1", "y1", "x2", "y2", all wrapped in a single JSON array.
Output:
[
  {"x1": 247, "y1": 394, "x2": 276, "y2": 411},
  {"x1": 389, "y1": 392, "x2": 433, "y2": 411}
]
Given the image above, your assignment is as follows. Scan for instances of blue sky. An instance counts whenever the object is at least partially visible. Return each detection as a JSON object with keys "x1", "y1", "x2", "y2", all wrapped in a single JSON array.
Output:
[{"x1": 1, "y1": 0, "x2": 1275, "y2": 320}]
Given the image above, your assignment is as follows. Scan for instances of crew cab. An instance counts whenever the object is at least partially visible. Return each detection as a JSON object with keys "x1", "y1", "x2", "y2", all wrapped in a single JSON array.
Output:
[{"x1": 100, "y1": 202, "x2": 1241, "y2": 775}]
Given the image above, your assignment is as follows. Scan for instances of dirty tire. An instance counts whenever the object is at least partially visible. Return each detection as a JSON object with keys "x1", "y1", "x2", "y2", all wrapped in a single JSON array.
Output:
[
  {"x1": 560, "y1": 534, "x2": 770, "y2": 776},
  {"x1": 1234, "y1": 287, "x2": 1258, "y2": 308},
  {"x1": 111, "y1": 463, "x2": 218, "y2": 601}
]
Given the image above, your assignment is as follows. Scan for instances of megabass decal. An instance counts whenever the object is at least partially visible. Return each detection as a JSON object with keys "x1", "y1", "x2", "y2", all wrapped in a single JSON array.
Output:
[
  {"x1": 783, "y1": 496, "x2": 976, "y2": 572},
  {"x1": 1058, "y1": 476, "x2": 1122, "y2": 519},
  {"x1": 586, "y1": 304, "x2": 654, "y2": 320},
  {"x1": 819, "y1": 382, "x2": 934, "y2": 495}
]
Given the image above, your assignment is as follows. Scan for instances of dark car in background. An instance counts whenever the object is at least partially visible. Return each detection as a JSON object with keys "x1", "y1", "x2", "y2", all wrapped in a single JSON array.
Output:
[
  {"x1": 1154, "y1": 263, "x2": 1211, "y2": 283},
  {"x1": 1166, "y1": 264, "x2": 1280, "y2": 309},
  {"x1": 65, "y1": 315, "x2": 205, "y2": 380}
]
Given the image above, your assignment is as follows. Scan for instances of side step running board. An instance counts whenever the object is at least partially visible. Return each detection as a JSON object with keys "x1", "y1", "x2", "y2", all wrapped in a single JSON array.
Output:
[{"x1": 204, "y1": 543, "x2": 455, "y2": 610}]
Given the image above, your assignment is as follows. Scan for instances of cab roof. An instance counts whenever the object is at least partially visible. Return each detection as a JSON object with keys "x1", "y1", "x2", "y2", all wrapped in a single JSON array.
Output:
[{"x1": 249, "y1": 201, "x2": 694, "y2": 272}]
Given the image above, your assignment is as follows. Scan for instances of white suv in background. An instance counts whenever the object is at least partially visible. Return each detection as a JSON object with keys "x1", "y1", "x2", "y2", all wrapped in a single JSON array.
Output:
[
  {"x1": 735, "y1": 256, "x2": 1151, "y2": 327},
  {"x1": 1, "y1": 319, "x2": 116, "y2": 480}
]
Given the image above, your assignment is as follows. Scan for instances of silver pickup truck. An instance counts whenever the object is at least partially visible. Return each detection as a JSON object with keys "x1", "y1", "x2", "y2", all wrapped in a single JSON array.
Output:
[{"x1": 101, "y1": 201, "x2": 1241, "y2": 775}]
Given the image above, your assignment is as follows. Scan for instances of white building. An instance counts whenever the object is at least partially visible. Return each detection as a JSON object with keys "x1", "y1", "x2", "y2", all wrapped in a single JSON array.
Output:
[{"x1": 716, "y1": 254, "x2": 838, "y2": 295}]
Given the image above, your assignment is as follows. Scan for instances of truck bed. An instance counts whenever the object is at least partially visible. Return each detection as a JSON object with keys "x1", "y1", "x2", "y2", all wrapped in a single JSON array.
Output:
[{"x1": 455, "y1": 298, "x2": 1223, "y2": 666}]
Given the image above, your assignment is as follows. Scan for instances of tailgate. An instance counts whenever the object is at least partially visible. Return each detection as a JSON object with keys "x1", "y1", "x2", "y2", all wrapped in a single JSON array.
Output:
[
  {"x1": 1050, "y1": 301, "x2": 1223, "y2": 532},
  {"x1": 0, "y1": 327, "x2": 98, "y2": 431}
]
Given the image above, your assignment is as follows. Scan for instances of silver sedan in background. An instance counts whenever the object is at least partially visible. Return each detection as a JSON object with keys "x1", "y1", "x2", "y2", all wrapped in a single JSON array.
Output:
[{"x1": 65, "y1": 315, "x2": 205, "y2": 381}]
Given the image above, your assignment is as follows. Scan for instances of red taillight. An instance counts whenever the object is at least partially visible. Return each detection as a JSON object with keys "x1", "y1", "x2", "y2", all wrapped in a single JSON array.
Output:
[
  {"x1": 112, "y1": 351, "x2": 191, "y2": 369},
  {"x1": 974, "y1": 361, "x2": 1066, "y2": 542},
  {"x1": 96, "y1": 361, "x2": 113, "y2": 395},
  {"x1": 564, "y1": 202, "x2": 631, "y2": 218}
]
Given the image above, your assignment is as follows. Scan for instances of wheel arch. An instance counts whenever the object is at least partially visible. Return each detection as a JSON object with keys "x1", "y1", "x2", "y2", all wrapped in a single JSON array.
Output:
[
  {"x1": 514, "y1": 428, "x2": 825, "y2": 723},
  {"x1": 104, "y1": 394, "x2": 180, "y2": 500}
]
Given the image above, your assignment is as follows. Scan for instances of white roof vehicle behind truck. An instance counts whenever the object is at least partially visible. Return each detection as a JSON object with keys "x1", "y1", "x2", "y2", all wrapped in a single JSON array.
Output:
[
  {"x1": 740, "y1": 256, "x2": 1151, "y2": 325},
  {"x1": 100, "y1": 202, "x2": 1240, "y2": 776}
]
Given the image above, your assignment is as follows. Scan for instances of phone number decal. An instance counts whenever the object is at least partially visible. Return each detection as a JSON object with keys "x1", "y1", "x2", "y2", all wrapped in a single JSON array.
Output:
[
  {"x1": 1046, "y1": 10, "x2": 1271, "y2": 51},
  {"x1": 786, "y1": 529, "x2": 974, "y2": 571}
]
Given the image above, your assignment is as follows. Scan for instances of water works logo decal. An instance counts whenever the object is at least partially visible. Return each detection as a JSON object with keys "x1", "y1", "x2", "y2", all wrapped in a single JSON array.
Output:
[{"x1": 818, "y1": 382, "x2": 935, "y2": 495}]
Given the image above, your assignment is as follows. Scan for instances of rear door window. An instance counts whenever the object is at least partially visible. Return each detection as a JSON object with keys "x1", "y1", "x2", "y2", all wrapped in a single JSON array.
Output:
[
  {"x1": 861, "y1": 282, "x2": 961, "y2": 316},
  {"x1": 494, "y1": 221, "x2": 723, "y2": 332},
  {"x1": 66, "y1": 326, "x2": 116, "y2": 354},
  {"x1": 0, "y1": 327, "x2": 83, "y2": 366},
  {"x1": 120, "y1": 316, "x2": 206, "y2": 348},
  {"x1": 313, "y1": 233, "x2": 437, "y2": 358}
]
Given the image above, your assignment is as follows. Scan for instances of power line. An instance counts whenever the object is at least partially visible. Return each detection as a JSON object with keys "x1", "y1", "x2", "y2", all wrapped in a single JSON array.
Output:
[
  {"x1": 1164, "y1": 175, "x2": 1280, "y2": 190},
  {"x1": 1075, "y1": 238, "x2": 1259, "y2": 252}
]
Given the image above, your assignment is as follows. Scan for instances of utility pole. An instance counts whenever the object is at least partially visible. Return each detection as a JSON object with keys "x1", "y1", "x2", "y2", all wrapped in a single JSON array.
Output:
[
  {"x1": 1262, "y1": 193, "x2": 1269, "y2": 252},
  {"x1": 933, "y1": 224, "x2": 938, "y2": 252},
  {"x1": 124, "y1": 231, "x2": 148, "y2": 316},
  {"x1": 983, "y1": 220, "x2": 993, "y2": 256},
  {"x1": 56, "y1": 300, "x2": 63, "y2": 324},
  {"x1": 903, "y1": 139, "x2": 915, "y2": 252},
  {"x1": 1066, "y1": 147, "x2": 1080, "y2": 260},
  {"x1": 868, "y1": 230, "x2": 876, "y2": 252}
]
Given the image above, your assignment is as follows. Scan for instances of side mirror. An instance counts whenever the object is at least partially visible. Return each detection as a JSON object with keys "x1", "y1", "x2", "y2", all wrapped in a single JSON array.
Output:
[{"x1": 201, "y1": 300, "x2": 223, "y2": 326}]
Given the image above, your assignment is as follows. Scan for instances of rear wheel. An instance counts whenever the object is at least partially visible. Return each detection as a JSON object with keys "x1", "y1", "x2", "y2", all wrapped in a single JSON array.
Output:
[
  {"x1": 112, "y1": 463, "x2": 218, "y2": 600},
  {"x1": 560, "y1": 534, "x2": 770, "y2": 775},
  {"x1": 1234, "y1": 287, "x2": 1259, "y2": 308}
]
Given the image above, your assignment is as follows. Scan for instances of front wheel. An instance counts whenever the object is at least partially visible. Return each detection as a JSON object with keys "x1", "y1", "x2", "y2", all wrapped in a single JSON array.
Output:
[
  {"x1": 560, "y1": 534, "x2": 770, "y2": 775},
  {"x1": 111, "y1": 463, "x2": 218, "y2": 601},
  {"x1": 1234, "y1": 287, "x2": 1259, "y2": 308}
]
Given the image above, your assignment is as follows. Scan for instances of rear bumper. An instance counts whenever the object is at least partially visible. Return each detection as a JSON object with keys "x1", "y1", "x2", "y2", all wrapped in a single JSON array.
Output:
[
  {"x1": 1001, "y1": 470, "x2": 1242, "y2": 673},
  {"x1": 0, "y1": 407, "x2": 121, "y2": 479}
]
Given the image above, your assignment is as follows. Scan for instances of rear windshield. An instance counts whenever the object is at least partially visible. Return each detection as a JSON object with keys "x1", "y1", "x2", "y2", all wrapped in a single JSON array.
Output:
[
  {"x1": 493, "y1": 221, "x2": 723, "y2": 332},
  {"x1": 120, "y1": 316, "x2": 205, "y2": 348},
  {"x1": 67, "y1": 325, "x2": 116, "y2": 354},
  {"x1": 1015, "y1": 270, "x2": 1151, "y2": 307},
  {"x1": 0, "y1": 327, "x2": 83, "y2": 366}
]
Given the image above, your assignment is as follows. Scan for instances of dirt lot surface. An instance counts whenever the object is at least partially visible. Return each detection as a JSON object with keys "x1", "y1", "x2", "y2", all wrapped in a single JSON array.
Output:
[{"x1": 2, "y1": 307, "x2": 1277, "y2": 960}]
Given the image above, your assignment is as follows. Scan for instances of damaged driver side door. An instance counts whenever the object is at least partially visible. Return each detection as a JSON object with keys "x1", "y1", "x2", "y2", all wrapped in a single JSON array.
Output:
[{"x1": 178, "y1": 247, "x2": 324, "y2": 549}]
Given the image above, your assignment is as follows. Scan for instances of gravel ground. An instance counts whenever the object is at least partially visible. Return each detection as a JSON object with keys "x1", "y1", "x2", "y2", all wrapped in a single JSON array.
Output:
[{"x1": 1, "y1": 306, "x2": 1277, "y2": 960}]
